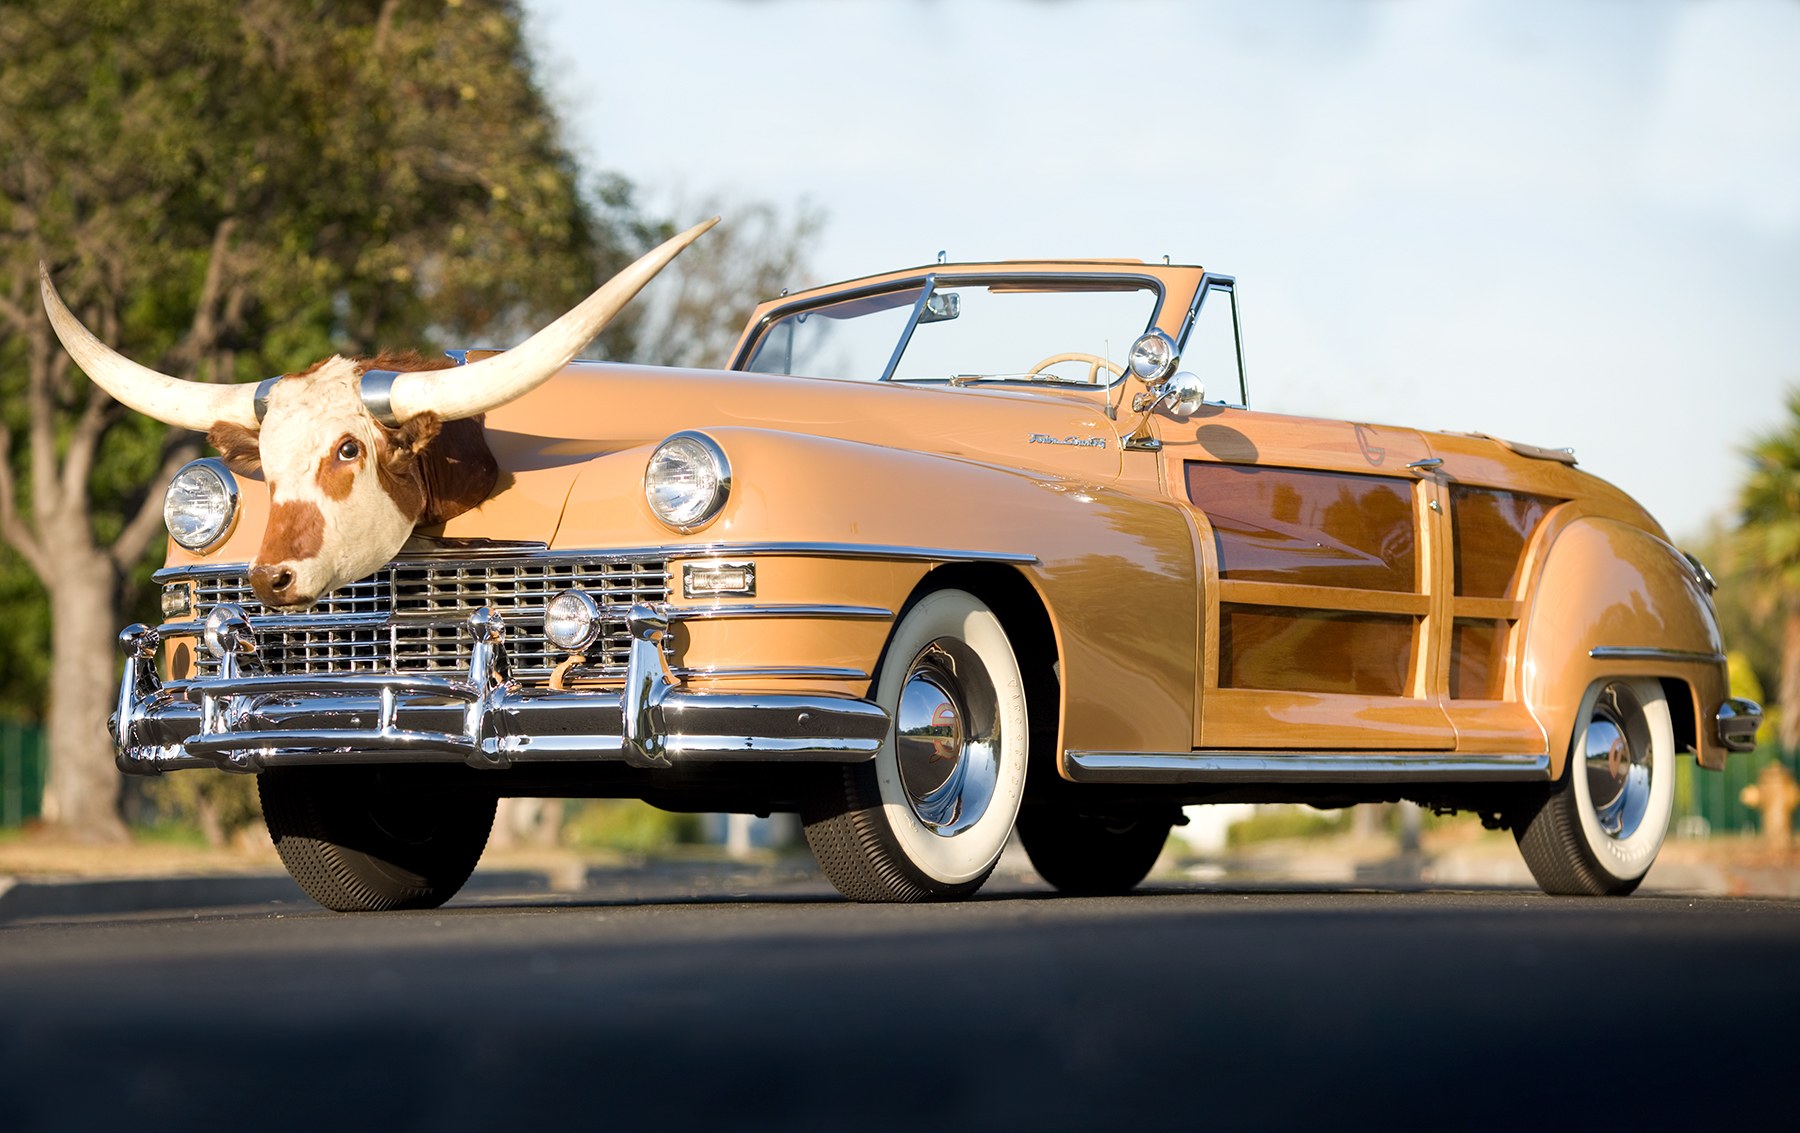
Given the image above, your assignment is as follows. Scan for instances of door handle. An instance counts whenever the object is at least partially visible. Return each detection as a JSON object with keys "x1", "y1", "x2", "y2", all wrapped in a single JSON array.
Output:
[{"x1": 1406, "y1": 458, "x2": 1443, "y2": 473}]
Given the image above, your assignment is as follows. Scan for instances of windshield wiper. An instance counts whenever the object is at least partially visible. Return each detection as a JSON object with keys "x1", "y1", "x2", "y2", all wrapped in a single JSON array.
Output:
[{"x1": 945, "y1": 372, "x2": 1096, "y2": 387}]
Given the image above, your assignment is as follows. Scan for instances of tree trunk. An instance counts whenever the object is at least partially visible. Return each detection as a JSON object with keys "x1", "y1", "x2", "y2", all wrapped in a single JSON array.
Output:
[
  {"x1": 38, "y1": 554, "x2": 128, "y2": 843},
  {"x1": 1781, "y1": 601, "x2": 1800, "y2": 757}
]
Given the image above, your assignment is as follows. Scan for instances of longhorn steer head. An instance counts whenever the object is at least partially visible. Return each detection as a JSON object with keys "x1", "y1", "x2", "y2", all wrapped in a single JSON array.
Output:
[{"x1": 40, "y1": 218, "x2": 717, "y2": 611}]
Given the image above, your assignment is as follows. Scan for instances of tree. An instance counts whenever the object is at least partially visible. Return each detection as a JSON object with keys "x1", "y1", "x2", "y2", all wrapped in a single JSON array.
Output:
[
  {"x1": 1739, "y1": 388, "x2": 1800, "y2": 755},
  {"x1": 0, "y1": 0, "x2": 669, "y2": 840},
  {"x1": 630, "y1": 196, "x2": 826, "y2": 370}
]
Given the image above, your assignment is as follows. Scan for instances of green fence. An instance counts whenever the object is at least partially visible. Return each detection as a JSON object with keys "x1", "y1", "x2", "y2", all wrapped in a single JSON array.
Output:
[
  {"x1": 1, "y1": 721, "x2": 46, "y2": 827},
  {"x1": 1676, "y1": 744, "x2": 1798, "y2": 837}
]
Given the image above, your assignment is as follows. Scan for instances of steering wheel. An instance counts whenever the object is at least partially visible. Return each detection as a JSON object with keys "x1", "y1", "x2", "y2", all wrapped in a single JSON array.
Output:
[{"x1": 1027, "y1": 352, "x2": 1124, "y2": 384}]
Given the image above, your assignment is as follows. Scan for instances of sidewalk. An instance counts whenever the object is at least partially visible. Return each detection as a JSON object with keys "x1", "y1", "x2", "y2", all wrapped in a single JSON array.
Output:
[{"x1": 1175, "y1": 826, "x2": 1800, "y2": 898}]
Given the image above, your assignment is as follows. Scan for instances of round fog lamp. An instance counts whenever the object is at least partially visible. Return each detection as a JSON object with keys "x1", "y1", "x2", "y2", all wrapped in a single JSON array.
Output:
[
  {"x1": 164, "y1": 458, "x2": 240, "y2": 552},
  {"x1": 1127, "y1": 330, "x2": 1178, "y2": 382},
  {"x1": 645, "y1": 431, "x2": 731, "y2": 532},
  {"x1": 545, "y1": 589, "x2": 602, "y2": 652}
]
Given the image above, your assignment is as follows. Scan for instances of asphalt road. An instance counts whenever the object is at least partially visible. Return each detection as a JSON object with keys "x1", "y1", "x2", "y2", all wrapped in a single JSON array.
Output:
[{"x1": 1, "y1": 873, "x2": 1795, "y2": 1132}]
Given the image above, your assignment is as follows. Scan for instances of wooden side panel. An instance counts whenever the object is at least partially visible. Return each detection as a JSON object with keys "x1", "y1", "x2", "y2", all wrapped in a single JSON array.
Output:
[
  {"x1": 1449, "y1": 485, "x2": 1559, "y2": 599},
  {"x1": 1448, "y1": 617, "x2": 1509, "y2": 700},
  {"x1": 1187, "y1": 463, "x2": 1417, "y2": 592},
  {"x1": 1221, "y1": 605, "x2": 1417, "y2": 697}
]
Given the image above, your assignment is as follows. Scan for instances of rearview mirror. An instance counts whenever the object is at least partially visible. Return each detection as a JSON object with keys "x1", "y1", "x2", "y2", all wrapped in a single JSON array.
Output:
[{"x1": 919, "y1": 292, "x2": 961, "y2": 324}]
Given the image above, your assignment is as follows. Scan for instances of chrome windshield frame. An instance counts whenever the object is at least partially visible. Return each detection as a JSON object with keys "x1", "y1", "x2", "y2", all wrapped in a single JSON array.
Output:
[
  {"x1": 733, "y1": 270, "x2": 1170, "y2": 392},
  {"x1": 1177, "y1": 273, "x2": 1247, "y2": 409}
]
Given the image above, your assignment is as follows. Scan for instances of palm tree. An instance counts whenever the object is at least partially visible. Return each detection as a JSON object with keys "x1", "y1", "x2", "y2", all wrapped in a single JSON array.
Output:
[{"x1": 1739, "y1": 389, "x2": 1800, "y2": 755}]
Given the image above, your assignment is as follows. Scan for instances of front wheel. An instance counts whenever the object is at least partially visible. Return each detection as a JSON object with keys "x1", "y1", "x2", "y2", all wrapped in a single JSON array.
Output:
[
  {"x1": 260, "y1": 765, "x2": 497, "y2": 912},
  {"x1": 1512, "y1": 678, "x2": 1674, "y2": 896},
  {"x1": 803, "y1": 590, "x2": 1030, "y2": 902}
]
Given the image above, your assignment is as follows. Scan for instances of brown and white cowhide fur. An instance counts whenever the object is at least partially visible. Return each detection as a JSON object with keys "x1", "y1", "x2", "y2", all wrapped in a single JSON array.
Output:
[{"x1": 208, "y1": 352, "x2": 497, "y2": 611}]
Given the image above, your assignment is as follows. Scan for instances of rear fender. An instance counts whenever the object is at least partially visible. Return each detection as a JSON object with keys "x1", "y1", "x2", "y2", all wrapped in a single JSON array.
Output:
[{"x1": 1520, "y1": 515, "x2": 1728, "y2": 775}]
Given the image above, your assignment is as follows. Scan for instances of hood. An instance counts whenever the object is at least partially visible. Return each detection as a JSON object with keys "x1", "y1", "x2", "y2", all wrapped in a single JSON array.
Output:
[{"x1": 435, "y1": 361, "x2": 1125, "y2": 544}]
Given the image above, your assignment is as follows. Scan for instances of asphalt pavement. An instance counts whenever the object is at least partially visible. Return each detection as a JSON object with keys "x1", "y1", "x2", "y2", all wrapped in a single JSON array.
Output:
[{"x1": 1, "y1": 870, "x2": 1795, "y2": 1132}]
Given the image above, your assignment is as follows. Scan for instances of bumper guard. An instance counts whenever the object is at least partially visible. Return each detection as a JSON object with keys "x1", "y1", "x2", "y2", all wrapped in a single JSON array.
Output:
[
  {"x1": 112, "y1": 604, "x2": 887, "y2": 774},
  {"x1": 1716, "y1": 697, "x2": 1764, "y2": 754}
]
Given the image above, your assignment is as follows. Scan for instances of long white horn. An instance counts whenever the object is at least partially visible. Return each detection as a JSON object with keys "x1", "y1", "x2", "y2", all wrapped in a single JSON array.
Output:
[
  {"x1": 39, "y1": 264, "x2": 259, "y2": 432},
  {"x1": 387, "y1": 217, "x2": 720, "y2": 422}
]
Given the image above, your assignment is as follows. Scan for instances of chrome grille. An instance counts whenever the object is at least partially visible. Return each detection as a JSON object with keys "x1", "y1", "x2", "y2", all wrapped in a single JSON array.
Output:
[{"x1": 178, "y1": 557, "x2": 669, "y2": 680}]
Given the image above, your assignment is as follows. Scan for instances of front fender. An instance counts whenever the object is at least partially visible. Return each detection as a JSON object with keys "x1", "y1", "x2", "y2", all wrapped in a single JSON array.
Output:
[
  {"x1": 553, "y1": 428, "x2": 1199, "y2": 757},
  {"x1": 1520, "y1": 515, "x2": 1729, "y2": 774}
]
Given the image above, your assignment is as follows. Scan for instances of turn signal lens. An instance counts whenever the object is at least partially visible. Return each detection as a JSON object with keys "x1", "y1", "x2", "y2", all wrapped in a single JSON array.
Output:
[
  {"x1": 160, "y1": 583, "x2": 194, "y2": 620},
  {"x1": 683, "y1": 561, "x2": 756, "y2": 598}
]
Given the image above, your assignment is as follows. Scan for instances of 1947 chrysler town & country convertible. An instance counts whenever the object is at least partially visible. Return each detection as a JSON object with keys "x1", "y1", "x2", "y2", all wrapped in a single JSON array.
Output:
[{"x1": 47, "y1": 233, "x2": 1760, "y2": 907}]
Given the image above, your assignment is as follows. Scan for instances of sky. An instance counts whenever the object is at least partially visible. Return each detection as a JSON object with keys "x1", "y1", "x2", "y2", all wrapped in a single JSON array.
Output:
[{"x1": 521, "y1": 0, "x2": 1800, "y2": 543}]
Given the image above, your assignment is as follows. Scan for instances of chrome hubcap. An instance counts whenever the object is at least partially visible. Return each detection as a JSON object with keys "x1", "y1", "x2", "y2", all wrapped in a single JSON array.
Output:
[
  {"x1": 894, "y1": 638, "x2": 1000, "y2": 837},
  {"x1": 1583, "y1": 683, "x2": 1653, "y2": 840}
]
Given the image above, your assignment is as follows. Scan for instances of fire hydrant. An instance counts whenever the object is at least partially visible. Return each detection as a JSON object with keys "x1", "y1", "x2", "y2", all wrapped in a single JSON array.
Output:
[{"x1": 1740, "y1": 763, "x2": 1799, "y2": 853}]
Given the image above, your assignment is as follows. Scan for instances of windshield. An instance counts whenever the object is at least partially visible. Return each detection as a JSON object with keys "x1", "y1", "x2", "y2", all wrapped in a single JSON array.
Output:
[{"x1": 741, "y1": 277, "x2": 1161, "y2": 386}]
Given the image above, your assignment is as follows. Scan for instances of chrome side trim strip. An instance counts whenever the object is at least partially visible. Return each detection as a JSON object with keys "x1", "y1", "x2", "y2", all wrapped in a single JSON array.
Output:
[
  {"x1": 668, "y1": 603, "x2": 892, "y2": 621},
  {"x1": 673, "y1": 666, "x2": 870, "y2": 681},
  {"x1": 1588, "y1": 646, "x2": 1728, "y2": 665},
  {"x1": 1065, "y1": 750, "x2": 1552, "y2": 784},
  {"x1": 659, "y1": 542, "x2": 1039, "y2": 565},
  {"x1": 154, "y1": 543, "x2": 1037, "y2": 583}
]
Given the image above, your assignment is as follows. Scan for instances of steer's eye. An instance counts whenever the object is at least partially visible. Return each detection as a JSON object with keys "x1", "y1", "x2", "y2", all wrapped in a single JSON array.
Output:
[{"x1": 337, "y1": 439, "x2": 361, "y2": 462}]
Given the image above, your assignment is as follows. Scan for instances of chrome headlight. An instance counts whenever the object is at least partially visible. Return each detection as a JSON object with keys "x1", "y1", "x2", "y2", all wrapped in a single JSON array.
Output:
[
  {"x1": 1128, "y1": 330, "x2": 1178, "y2": 382},
  {"x1": 645, "y1": 431, "x2": 731, "y2": 532},
  {"x1": 164, "y1": 458, "x2": 240, "y2": 552},
  {"x1": 544, "y1": 589, "x2": 602, "y2": 652}
]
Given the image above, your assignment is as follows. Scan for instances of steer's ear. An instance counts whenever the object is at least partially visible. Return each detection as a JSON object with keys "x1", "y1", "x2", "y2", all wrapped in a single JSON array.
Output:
[
  {"x1": 389, "y1": 411, "x2": 443, "y2": 467},
  {"x1": 416, "y1": 416, "x2": 500, "y2": 527},
  {"x1": 208, "y1": 421, "x2": 263, "y2": 475}
]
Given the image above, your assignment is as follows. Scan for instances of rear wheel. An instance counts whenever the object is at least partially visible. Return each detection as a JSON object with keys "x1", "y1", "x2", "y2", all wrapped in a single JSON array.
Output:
[
  {"x1": 1513, "y1": 678, "x2": 1673, "y2": 896},
  {"x1": 1019, "y1": 807, "x2": 1174, "y2": 896},
  {"x1": 803, "y1": 590, "x2": 1029, "y2": 902},
  {"x1": 260, "y1": 765, "x2": 496, "y2": 912}
]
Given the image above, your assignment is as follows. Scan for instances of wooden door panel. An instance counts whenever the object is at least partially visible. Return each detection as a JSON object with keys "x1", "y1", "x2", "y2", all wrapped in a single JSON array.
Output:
[{"x1": 1164, "y1": 411, "x2": 1456, "y2": 751}]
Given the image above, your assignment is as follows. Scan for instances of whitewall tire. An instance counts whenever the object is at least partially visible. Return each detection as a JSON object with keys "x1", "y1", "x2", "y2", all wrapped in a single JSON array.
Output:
[
  {"x1": 1514, "y1": 678, "x2": 1674, "y2": 896},
  {"x1": 803, "y1": 589, "x2": 1029, "y2": 902}
]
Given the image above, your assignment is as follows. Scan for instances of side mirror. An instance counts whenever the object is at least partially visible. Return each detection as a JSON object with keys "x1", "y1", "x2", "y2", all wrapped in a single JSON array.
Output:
[
  {"x1": 1132, "y1": 370, "x2": 1205, "y2": 418},
  {"x1": 1161, "y1": 371, "x2": 1204, "y2": 416}
]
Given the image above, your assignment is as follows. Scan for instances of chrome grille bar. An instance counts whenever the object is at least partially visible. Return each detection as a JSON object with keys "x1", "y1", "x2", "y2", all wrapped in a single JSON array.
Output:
[{"x1": 174, "y1": 556, "x2": 668, "y2": 680}]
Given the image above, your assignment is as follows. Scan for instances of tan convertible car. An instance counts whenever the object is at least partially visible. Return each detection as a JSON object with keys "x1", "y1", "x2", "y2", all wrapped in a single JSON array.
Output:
[{"x1": 119, "y1": 256, "x2": 1759, "y2": 906}]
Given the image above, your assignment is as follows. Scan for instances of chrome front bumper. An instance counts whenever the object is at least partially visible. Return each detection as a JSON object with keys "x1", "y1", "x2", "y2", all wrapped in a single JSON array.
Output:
[{"x1": 113, "y1": 604, "x2": 887, "y2": 774}]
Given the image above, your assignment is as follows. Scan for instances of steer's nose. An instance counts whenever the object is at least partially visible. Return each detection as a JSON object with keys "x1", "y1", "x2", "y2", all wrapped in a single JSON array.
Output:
[{"x1": 249, "y1": 562, "x2": 305, "y2": 610}]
